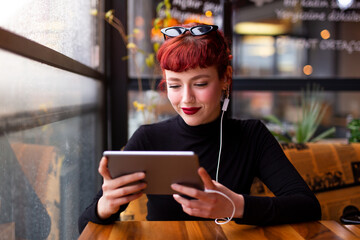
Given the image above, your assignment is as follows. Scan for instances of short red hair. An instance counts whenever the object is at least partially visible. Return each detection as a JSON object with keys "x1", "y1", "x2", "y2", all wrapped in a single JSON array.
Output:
[{"x1": 157, "y1": 23, "x2": 231, "y2": 89}]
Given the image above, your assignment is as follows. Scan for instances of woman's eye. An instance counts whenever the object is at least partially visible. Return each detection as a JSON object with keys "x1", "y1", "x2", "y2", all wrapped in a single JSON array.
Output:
[
  {"x1": 195, "y1": 83, "x2": 208, "y2": 87},
  {"x1": 168, "y1": 85, "x2": 180, "y2": 89}
]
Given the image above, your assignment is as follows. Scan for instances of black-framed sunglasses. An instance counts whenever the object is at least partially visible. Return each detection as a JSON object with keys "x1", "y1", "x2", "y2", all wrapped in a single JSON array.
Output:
[{"x1": 161, "y1": 25, "x2": 219, "y2": 40}]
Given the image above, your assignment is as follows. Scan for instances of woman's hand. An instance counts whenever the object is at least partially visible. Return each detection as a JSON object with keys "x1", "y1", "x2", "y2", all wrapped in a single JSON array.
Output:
[
  {"x1": 171, "y1": 167, "x2": 244, "y2": 219},
  {"x1": 97, "y1": 157, "x2": 147, "y2": 220}
]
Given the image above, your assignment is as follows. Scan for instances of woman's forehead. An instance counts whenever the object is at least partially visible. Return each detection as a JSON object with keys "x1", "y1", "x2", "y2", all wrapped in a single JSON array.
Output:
[{"x1": 164, "y1": 66, "x2": 219, "y2": 80}]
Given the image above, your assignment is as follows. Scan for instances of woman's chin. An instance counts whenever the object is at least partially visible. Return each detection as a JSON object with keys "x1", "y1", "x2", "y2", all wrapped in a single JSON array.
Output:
[{"x1": 181, "y1": 115, "x2": 204, "y2": 126}]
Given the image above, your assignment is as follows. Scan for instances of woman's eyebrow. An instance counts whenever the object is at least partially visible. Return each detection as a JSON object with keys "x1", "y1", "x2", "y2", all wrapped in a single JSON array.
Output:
[
  {"x1": 189, "y1": 74, "x2": 211, "y2": 81},
  {"x1": 166, "y1": 77, "x2": 181, "y2": 82},
  {"x1": 167, "y1": 74, "x2": 211, "y2": 82}
]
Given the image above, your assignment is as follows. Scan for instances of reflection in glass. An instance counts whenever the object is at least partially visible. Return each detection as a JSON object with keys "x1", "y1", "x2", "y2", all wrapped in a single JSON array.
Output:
[
  {"x1": 128, "y1": 89, "x2": 175, "y2": 137},
  {"x1": 0, "y1": 50, "x2": 103, "y2": 239},
  {"x1": 0, "y1": 49, "x2": 102, "y2": 116},
  {"x1": 232, "y1": 0, "x2": 360, "y2": 78},
  {"x1": 232, "y1": 90, "x2": 360, "y2": 140},
  {"x1": 0, "y1": 0, "x2": 102, "y2": 70},
  {"x1": 233, "y1": 36, "x2": 276, "y2": 76},
  {"x1": 1, "y1": 114, "x2": 103, "y2": 239}
]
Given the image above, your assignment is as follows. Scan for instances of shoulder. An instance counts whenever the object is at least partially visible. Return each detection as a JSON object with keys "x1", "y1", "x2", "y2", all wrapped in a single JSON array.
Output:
[
  {"x1": 225, "y1": 118, "x2": 274, "y2": 145},
  {"x1": 125, "y1": 116, "x2": 178, "y2": 150},
  {"x1": 130, "y1": 116, "x2": 177, "y2": 138}
]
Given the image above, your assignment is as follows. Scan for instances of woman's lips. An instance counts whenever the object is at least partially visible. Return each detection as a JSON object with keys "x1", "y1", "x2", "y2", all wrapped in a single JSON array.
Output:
[{"x1": 182, "y1": 107, "x2": 201, "y2": 115}]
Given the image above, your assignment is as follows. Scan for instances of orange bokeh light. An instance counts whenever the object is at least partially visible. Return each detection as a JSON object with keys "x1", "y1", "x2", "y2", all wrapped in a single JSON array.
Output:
[
  {"x1": 320, "y1": 29, "x2": 330, "y2": 39},
  {"x1": 303, "y1": 65, "x2": 313, "y2": 75}
]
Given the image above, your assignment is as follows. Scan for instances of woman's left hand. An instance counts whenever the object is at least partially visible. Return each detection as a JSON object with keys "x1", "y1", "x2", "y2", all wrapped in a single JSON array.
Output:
[{"x1": 171, "y1": 167, "x2": 244, "y2": 219}]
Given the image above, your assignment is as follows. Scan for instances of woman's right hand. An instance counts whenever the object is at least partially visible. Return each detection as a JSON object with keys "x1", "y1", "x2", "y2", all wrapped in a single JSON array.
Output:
[{"x1": 96, "y1": 156, "x2": 147, "y2": 220}]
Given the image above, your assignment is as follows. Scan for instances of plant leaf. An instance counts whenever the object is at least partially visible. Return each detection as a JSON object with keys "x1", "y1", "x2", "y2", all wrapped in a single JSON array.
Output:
[
  {"x1": 156, "y1": 2, "x2": 164, "y2": 13},
  {"x1": 263, "y1": 115, "x2": 283, "y2": 127},
  {"x1": 270, "y1": 131, "x2": 291, "y2": 143},
  {"x1": 310, "y1": 127, "x2": 336, "y2": 142}
]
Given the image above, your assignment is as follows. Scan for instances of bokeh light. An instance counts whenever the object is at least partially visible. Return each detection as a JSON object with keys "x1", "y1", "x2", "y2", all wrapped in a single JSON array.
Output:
[
  {"x1": 303, "y1": 65, "x2": 313, "y2": 75},
  {"x1": 320, "y1": 29, "x2": 330, "y2": 39}
]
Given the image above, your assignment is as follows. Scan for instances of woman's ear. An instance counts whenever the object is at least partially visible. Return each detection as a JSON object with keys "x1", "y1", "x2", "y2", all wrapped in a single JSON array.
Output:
[
  {"x1": 225, "y1": 65, "x2": 233, "y2": 81},
  {"x1": 222, "y1": 66, "x2": 233, "y2": 89}
]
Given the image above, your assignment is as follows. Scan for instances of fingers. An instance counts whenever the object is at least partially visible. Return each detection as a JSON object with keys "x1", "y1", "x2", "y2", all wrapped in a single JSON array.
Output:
[
  {"x1": 173, "y1": 194, "x2": 201, "y2": 217},
  {"x1": 98, "y1": 173, "x2": 147, "y2": 219},
  {"x1": 171, "y1": 183, "x2": 217, "y2": 207},
  {"x1": 97, "y1": 191, "x2": 145, "y2": 220},
  {"x1": 173, "y1": 193, "x2": 211, "y2": 210},
  {"x1": 99, "y1": 156, "x2": 146, "y2": 188},
  {"x1": 171, "y1": 168, "x2": 236, "y2": 219},
  {"x1": 98, "y1": 157, "x2": 112, "y2": 180},
  {"x1": 105, "y1": 181, "x2": 147, "y2": 199},
  {"x1": 174, "y1": 195, "x2": 205, "y2": 217},
  {"x1": 116, "y1": 192, "x2": 144, "y2": 206},
  {"x1": 113, "y1": 172, "x2": 146, "y2": 188},
  {"x1": 173, "y1": 194, "x2": 214, "y2": 218},
  {"x1": 171, "y1": 183, "x2": 205, "y2": 200},
  {"x1": 97, "y1": 156, "x2": 148, "y2": 220},
  {"x1": 198, "y1": 167, "x2": 216, "y2": 190},
  {"x1": 103, "y1": 172, "x2": 146, "y2": 192},
  {"x1": 171, "y1": 167, "x2": 216, "y2": 201}
]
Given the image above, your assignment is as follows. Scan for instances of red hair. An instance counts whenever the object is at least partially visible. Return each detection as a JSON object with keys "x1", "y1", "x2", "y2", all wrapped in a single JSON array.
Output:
[{"x1": 157, "y1": 23, "x2": 231, "y2": 90}]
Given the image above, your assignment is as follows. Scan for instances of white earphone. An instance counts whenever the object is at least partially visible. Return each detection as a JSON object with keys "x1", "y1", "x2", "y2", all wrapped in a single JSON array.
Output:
[
  {"x1": 207, "y1": 83, "x2": 235, "y2": 225},
  {"x1": 222, "y1": 97, "x2": 230, "y2": 112},
  {"x1": 221, "y1": 84, "x2": 230, "y2": 112},
  {"x1": 217, "y1": 84, "x2": 229, "y2": 181}
]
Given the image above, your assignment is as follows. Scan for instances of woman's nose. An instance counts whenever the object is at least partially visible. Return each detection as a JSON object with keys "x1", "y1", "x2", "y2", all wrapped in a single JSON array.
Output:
[{"x1": 182, "y1": 86, "x2": 195, "y2": 103}]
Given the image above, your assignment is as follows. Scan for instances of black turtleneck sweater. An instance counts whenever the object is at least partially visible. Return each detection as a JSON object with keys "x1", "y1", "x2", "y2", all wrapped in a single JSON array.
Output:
[{"x1": 78, "y1": 115, "x2": 321, "y2": 233}]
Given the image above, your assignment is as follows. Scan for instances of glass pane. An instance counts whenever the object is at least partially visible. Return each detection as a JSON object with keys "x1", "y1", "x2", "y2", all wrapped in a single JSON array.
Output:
[
  {"x1": 0, "y1": 50, "x2": 104, "y2": 239},
  {"x1": 0, "y1": 0, "x2": 103, "y2": 70},
  {"x1": 0, "y1": 49, "x2": 103, "y2": 115},
  {"x1": 231, "y1": 90, "x2": 360, "y2": 141},
  {"x1": 232, "y1": 0, "x2": 360, "y2": 78},
  {"x1": 128, "y1": 89, "x2": 176, "y2": 137},
  {"x1": 1, "y1": 114, "x2": 102, "y2": 239},
  {"x1": 126, "y1": 0, "x2": 224, "y2": 78}
]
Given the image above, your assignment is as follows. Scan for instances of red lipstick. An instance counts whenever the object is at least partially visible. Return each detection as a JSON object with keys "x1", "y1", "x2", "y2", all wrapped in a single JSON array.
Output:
[{"x1": 182, "y1": 107, "x2": 201, "y2": 115}]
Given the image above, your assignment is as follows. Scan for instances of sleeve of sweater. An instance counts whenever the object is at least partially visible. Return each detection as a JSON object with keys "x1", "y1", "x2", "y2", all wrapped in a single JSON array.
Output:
[
  {"x1": 78, "y1": 189, "x2": 128, "y2": 234},
  {"x1": 235, "y1": 121, "x2": 321, "y2": 225}
]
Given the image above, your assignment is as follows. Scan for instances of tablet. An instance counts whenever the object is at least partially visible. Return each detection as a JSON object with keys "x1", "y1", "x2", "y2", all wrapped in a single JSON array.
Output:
[{"x1": 103, "y1": 151, "x2": 204, "y2": 195}]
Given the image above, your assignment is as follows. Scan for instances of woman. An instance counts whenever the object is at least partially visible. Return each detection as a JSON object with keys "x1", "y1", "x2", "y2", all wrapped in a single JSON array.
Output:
[{"x1": 78, "y1": 23, "x2": 321, "y2": 233}]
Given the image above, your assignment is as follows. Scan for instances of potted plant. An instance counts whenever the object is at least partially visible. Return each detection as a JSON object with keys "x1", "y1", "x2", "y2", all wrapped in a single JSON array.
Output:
[{"x1": 264, "y1": 84, "x2": 336, "y2": 143}]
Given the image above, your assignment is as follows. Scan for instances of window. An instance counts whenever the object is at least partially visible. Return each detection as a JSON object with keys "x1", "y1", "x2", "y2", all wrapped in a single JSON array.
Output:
[
  {"x1": 0, "y1": 1, "x2": 104, "y2": 239},
  {"x1": 0, "y1": 0, "x2": 103, "y2": 70},
  {"x1": 231, "y1": 0, "x2": 360, "y2": 140}
]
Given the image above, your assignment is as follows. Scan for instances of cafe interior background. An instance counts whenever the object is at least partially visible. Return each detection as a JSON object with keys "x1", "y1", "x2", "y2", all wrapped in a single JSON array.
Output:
[{"x1": 0, "y1": 0, "x2": 360, "y2": 239}]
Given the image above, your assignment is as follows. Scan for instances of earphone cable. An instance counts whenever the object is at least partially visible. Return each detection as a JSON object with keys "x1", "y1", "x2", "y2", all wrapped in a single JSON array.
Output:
[
  {"x1": 216, "y1": 97, "x2": 229, "y2": 182},
  {"x1": 216, "y1": 109, "x2": 225, "y2": 182},
  {"x1": 212, "y1": 98, "x2": 235, "y2": 224},
  {"x1": 205, "y1": 189, "x2": 236, "y2": 225}
]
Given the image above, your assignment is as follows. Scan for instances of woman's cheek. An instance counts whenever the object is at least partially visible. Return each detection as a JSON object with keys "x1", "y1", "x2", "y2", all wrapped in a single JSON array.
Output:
[{"x1": 167, "y1": 92, "x2": 179, "y2": 106}]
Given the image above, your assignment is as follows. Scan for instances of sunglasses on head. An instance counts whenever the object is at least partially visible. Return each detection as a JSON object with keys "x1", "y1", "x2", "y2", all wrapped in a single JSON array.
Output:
[{"x1": 161, "y1": 25, "x2": 219, "y2": 40}]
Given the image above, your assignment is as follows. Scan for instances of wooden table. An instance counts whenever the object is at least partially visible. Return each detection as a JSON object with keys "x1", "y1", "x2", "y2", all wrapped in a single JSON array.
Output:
[{"x1": 79, "y1": 220, "x2": 360, "y2": 240}]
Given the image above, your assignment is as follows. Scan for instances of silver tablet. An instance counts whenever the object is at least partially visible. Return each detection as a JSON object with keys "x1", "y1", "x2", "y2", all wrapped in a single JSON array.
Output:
[{"x1": 103, "y1": 151, "x2": 204, "y2": 195}]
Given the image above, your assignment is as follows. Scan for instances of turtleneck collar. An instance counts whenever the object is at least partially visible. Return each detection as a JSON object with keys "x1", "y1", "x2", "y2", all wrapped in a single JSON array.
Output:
[{"x1": 176, "y1": 112, "x2": 227, "y2": 136}]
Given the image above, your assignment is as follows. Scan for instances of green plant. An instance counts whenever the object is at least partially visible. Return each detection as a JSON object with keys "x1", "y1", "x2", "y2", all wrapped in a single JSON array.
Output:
[
  {"x1": 264, "y1": 84, "x2": 336, "y2": 143},
  {"x1": 348, "y1": 119, "x2": 360, "y2": 143}
]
